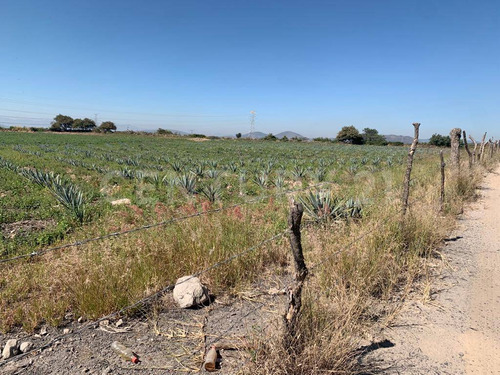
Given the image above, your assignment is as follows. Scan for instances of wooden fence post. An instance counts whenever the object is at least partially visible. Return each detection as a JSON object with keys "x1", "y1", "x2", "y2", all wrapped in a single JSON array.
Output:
[
  {"x1": 401, "y1": 123, "x2": 420, "y2": 216},
  {"x1": 450, "y1": 128, "x2": 461, "y2": 172},
  {"x1": 463, "y1": 130, "x2": 473, "y2": 169},
  {"x1": 469, "y1": 135, "x2": 478, "y2": 164},
  {"x1": 479, "y1": 132, "x2": 487, "y2": 162},
  {"x1": 284, "y1": 201, "x2": 308, "y2": 351},
  {"x1": 440, "y1": 150, "x2": 446, "y2": 213}
]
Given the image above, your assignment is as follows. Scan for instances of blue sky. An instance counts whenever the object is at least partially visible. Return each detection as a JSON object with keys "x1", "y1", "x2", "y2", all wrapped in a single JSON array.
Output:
[{"x1": 0, "y1": 0, "x2": 499, "y2": 139}]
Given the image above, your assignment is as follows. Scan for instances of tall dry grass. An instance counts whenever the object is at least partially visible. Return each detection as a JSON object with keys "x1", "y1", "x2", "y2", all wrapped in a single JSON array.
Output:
[
  {"x1": 249, "y1": 153, "x2": 499, "y2": 374},
  {"x1": 0, "y1": 147, "x2": 497, "y2": 375}
]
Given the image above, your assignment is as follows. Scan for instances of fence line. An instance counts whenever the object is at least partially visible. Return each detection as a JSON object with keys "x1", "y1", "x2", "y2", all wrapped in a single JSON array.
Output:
[
  {"x1": 0, "y1": 181, "x2": 334, "y2": 265},
  {"x1": 0, "y1": 229, "x2": 288, "y2": 367}
]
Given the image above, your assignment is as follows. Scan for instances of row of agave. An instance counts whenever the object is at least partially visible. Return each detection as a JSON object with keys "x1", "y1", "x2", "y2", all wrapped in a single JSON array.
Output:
[{"x1": 0, "y1": 157, "x2": 87, "y2": 223}]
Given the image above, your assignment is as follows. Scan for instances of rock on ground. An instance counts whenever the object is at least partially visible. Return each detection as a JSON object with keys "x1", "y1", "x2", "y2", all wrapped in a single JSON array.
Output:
[
  {"x1": 173, "y1": 276, "x2": 209, "y2": 308},
  {"x1": 2, "y1": 339, "x2": 19, "y2": 359}
]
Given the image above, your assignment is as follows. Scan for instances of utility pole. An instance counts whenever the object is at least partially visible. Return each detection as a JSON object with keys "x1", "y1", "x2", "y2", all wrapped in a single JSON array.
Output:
[{"x1": 250, "y1": 110, "x2": 256, "y2": 139}]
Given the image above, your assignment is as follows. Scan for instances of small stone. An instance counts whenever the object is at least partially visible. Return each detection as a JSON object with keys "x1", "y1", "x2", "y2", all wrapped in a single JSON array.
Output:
[
  {"x1": 20, "y1": 342, "x2": 33, "y2": 353},
  {"x1": 99, "y1": 320, "x2": 110, "y2": 327},
  {"x1": 40, "y1": 326, "x2": 48, "y2": 336},
  {"x1": 115, "y1": 319, "x2": 124, "y2": 327},
  {"x1": 78, "y1": 316, "x2": 85, "y2": 323},
  {"x1": 173, "y1": 275, "x2": 209, "y2": 308},
  {"x1": 2, "y1": 339, "x2": 20, "y2": 359},
  {"x1": 111, "y1": 198, "x2": 131, "y2": 206},
  {"x1": 63, "y1": 328, "x2": 71, "y2": 334}
]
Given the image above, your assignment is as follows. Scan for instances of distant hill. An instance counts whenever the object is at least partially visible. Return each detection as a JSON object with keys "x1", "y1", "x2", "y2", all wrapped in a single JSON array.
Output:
[
  {"x1": 241, "y1": 131, "x2": 307, "y2": 139},
  {"x1": 275, "y1": 131, "x2": 308, "y2": 140},
  {"x1": 383, "y1": 134, "x2": 415, "y2": 144},
  {"x1": 241, "y1": 131, "x2": 267, "y2": 139}
]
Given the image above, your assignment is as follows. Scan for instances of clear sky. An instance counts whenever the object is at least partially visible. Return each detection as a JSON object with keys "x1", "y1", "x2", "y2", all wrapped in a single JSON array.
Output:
[{"x1": 0, "y1": 0, "x2": 499, "y2": 139}]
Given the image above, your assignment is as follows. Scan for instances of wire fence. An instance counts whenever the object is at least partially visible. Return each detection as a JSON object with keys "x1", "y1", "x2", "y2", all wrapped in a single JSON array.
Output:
[
  {"x1": 0, "y1": 181, "x2": 335, "y2": 265},
  {"x1": 0, "y1": 207, "x2": 394, "y2": 371},
  {"x1": 0, "y1": 228, "x2": 288, "y2": 368}
]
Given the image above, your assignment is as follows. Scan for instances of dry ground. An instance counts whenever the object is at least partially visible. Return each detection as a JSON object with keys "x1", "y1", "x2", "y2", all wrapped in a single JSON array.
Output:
[{"x1": 363, "y1": 167, "x2": 500, "y2": 374}]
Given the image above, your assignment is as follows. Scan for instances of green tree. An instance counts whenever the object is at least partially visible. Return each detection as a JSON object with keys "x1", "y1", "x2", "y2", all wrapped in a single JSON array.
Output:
[
  {"x1": 263, "y1": 133, "x2": 277, "y2": 141},
  {"x1": 99, "y1": 121, "x2": 117, "y2": 133},
  {"x1": 429, "y1": 133, "x2": 451, "y2": 147},
  {"x1": 50, "y1": 114, "x2": 73, "y2": 132},
  {"x1": 362, "y1": 128, "x2": 388, "y2": 145},
  {"x1": 236, "y1": 132, "x2": 242, "y2": 139},
  {"x1": 336, "y1": 126, "x2": 364, "y2": 144}
]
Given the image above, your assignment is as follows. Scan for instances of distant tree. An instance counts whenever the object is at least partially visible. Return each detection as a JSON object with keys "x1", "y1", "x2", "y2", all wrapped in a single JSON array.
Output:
[
  {"x1": 99, "y1": 121, "x2": 117, "y2": 133},
  {"x1": 336, "y1": 126, "x2": 364, "y2": 144},
  {"x1": 313, "y1": 137, "x2": 332, "y2": 142},
  {"x1": 157, "y1": 128, "x2": 173, "y2": 135},
  {"x1": 281, "y1": 135, "x2": 289, "y2": 142},
  {"x1": 50, "y1": 114, "x2": 74, "y2": 132},
  {"x1": 236, "y1": 132, "x2": 242, "y2": 139},
  {"x1": 362, "y1": 128, "x2": 388, "y2": 145},
  {"x1": 71, "y1": 118, "x2": 96, "y2": 132},
  {"x1": 429, "y1": 133, "x2": 451, "y2": 147},
  {"x1": 263, "y1": 133, "x2": 277, "y2": 141}
]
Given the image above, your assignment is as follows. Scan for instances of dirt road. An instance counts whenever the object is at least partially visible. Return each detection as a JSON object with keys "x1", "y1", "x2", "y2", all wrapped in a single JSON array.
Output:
[{"x1": 366, "y1": 168, "x2": 500, "y2": 374}]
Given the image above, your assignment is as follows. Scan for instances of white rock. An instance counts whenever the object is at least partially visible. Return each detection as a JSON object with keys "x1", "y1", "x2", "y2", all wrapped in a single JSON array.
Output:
[
  {"x1": 2, "y1": 339, "x2": 19, "y2": 359},
  {"x1": 39, "y1": 326, "x2": 47, "y2": 336},
  {"x1": 20, "y1": 341, "x2": 33, "y2": 353},
  {"x1": 173, "y1": 276, "x2": 209, "y2": 308},
  {"x1": 115, "y1": 319, "x2": 124, "y2": 327},
  {"x1": 111, "y1": 198, "x2": 131, "y2": 206},
  {"x1": 63, "y1": 328, "x2": 71, "y2": 334}
]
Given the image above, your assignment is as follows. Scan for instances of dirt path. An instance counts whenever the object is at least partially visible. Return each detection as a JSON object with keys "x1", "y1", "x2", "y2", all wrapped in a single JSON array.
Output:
[{"x1": 365, "y1": 168, "x2": 500, "y2": 374}]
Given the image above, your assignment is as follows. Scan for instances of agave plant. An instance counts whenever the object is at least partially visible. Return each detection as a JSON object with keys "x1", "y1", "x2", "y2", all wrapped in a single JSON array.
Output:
[
  {"x1": 205, "y1": 169, "x2": 221, "y2": 179},
  {"x1": 119, "y1": 168, "x2": 135, "y2": 179},
  {"x1": 273, "y1": 175, "x2": 285, "y2": 189},
  {"x1": 199, "y1": 183, "x2": 222, "y2": 203},
  {"x1": 313, "y1": 168, "x2": 327, "y2": 182},
  {"x1": 253, "y1": 172, "x2": 268, "y2": 188},
  {"x1": 177, "y1": 174, "x2": 197, "y2": 194},
  {"x1": 299, "y1": 191, "x2": 343, "y2": 222},
  {"x1": 299, "y1": 191, "x2": 363, "y2": 222},
  {"x1": 226, "y1": 162, "x2": 238, "y2": 173},
  {"x1": 291, "y1": 164, "x2": 307, "y2": 180},
  {"x1": 50, "y1": 177, "x2": 86, "y2": 223},
  {"x1": 170, "y1": 161, "x2": 183, "y2": 173},
  {"x1": 190, "y1": 164, "x2": 205, "y2": 178}
]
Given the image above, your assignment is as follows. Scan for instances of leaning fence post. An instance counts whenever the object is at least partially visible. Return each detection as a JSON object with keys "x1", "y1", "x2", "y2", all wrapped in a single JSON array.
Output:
[
  {"x1": 439, "y1": 150, "x2": 446, "y2": 213},
  {"x1": 401, "y1": 123, "x2": 420, "y2": 216},
  {"x1": 463, "y1": 130, "x2": 473, "y2": 169},
  {"x1": 283, "y1": 201, "x2": 308, "y2": 351},
  {"x1": 450, "y1": 128, "x2": 461, "y2": 173}
]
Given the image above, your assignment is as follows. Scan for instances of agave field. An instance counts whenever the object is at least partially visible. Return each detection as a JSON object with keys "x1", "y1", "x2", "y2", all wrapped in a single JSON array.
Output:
[
  {"x1": 0, "y1": 131, "x2": 433, "y2": 259},
  {"x1": 1, "y1": 130, "x2": 493, "y2": 373}
]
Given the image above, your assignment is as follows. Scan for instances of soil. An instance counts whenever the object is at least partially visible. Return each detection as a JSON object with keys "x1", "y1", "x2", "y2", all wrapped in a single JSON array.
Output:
[
  {"x1": 0, "y1": 277, "x2": 287, "y2": 374},
  {"x1": 1, "y1": 219, "x2": 56, "y2": 239},
  {"x1": 363, "y1": 167, "x2": 500, "y2": 374}
]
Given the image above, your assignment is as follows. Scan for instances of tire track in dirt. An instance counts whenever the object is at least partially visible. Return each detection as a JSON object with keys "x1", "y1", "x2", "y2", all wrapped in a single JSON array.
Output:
[{"x1": 364, "y1": 168, "x2": 500, "y2": 374}]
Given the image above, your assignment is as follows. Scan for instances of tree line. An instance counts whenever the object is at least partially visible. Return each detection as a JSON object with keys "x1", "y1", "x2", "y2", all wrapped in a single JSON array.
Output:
[{"x1": 50, "y1": 114, "x2": 116, "y2": 133}]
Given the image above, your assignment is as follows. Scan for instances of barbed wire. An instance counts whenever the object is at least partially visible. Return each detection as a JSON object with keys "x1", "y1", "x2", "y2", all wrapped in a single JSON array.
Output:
[
  {"x1": 0, "y1": 229, "x2": 288, "y2": 368},
  {"x1": 0, "y1": 181, "x2": 334, "y2": 265}
]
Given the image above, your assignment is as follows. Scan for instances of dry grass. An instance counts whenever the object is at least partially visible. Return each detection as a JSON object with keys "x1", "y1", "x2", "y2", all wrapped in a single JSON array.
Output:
[
  {"x1": 248, "y1": 156, "x2": 498, "y2": 375},
  {"x1": 0, "y1": 150, "x2": 498, "y2": 375}
]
